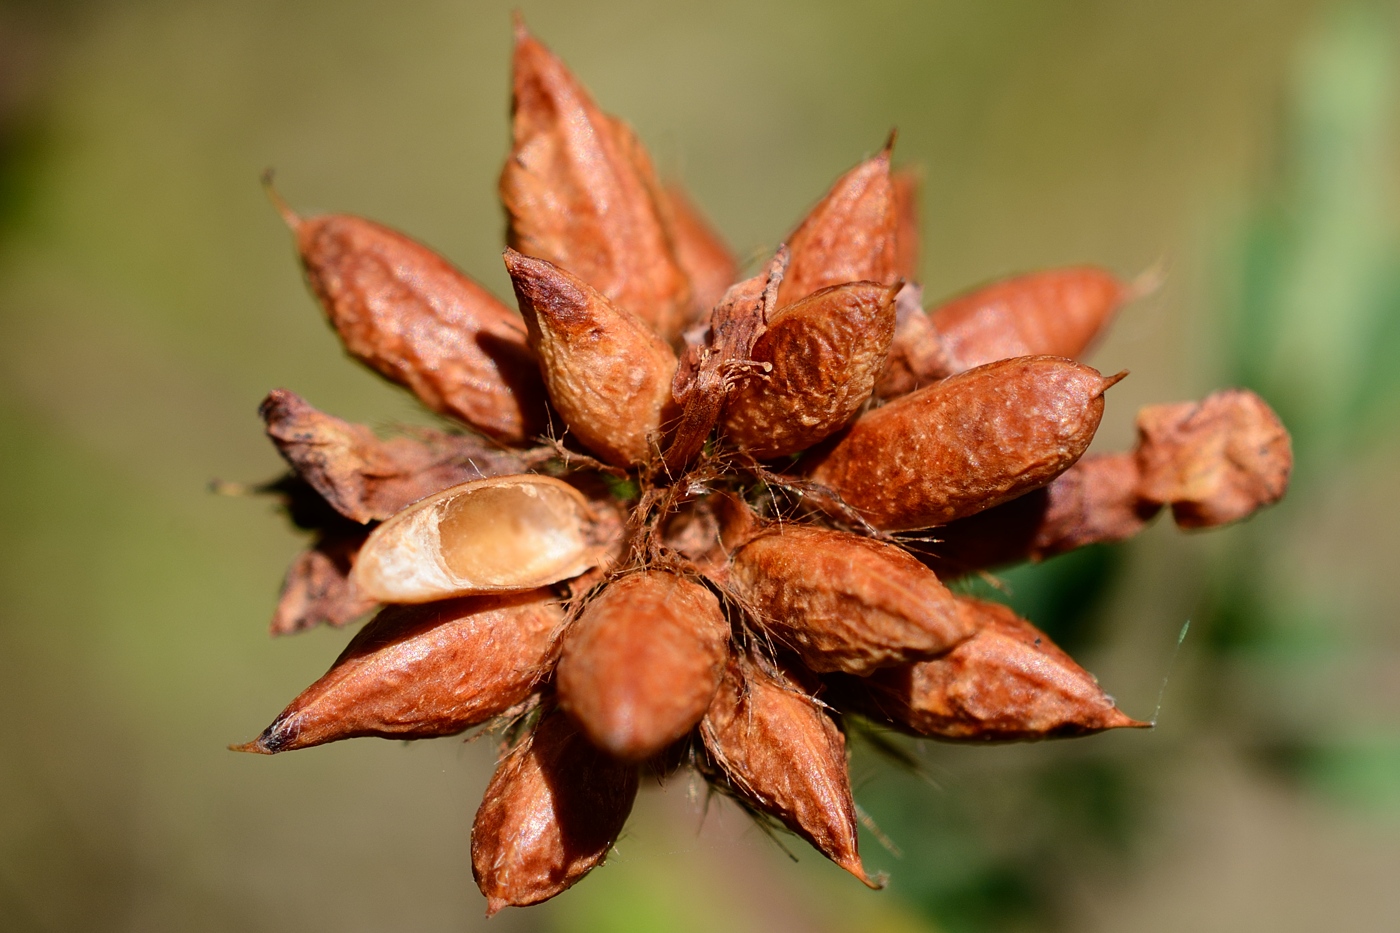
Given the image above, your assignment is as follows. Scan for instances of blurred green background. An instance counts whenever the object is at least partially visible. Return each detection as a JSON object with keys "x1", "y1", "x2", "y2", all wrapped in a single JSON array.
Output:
[{"x1": 2, "y1": 1, "x2": 1398, "y2": 931}]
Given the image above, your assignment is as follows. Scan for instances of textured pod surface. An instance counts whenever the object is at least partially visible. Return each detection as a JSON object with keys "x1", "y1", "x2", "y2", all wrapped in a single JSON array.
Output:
[
  {"x1": 778, "y1": 147, "x2": 897, "y2": 306},
  {"x1": 500, "y1": 23, "x2": 688, "y2": 340},
  {"x1": 294, "y1": 213, "x2": 547, "y2": 443},
  {"x1": 891, "y1": 167, "x2": 921, "y2": 283},
  {"x1": 661, "y1": 182, "x2": 738, "y2": 322},
  {"x1": 1135, "y1": 388, "x2": 1292, "y2": 528},
  {"x1": 721, "y1": 282, "x2": 898, "y2": 459},
  {"x1": 921, "y1": 452, "x2": 1160, "y2": 578},
  {"x1": 271, "y1": 531, "x2": 377, "y2": 636},
  {"x1": 928, "y1": 267, "x2": 1126, "y2": 374},
  {"x1": 810, "y1": 356, "x2": 1114, "y2": 530},
  {"x1": 730, "y1": 525, "x2": 972, "y2": 674},
  {"x1": 260, "y1": 389, "x2": 525, "y2": 523},
  {"x1": 352, "y1": 475, "x2": 599, "y2": 603},
  {"x1": 472, "y1": 709, "x2": 639, "y2": 914},
  {"x1": 506, "y1": 250, "x2": 677, "y2": 467},
  {"x1": 844, "y1": 598, "x2": 1146, "y2": 741},
  {"x1": 238, "y1": 592, "x2": 563, "y2": 753},
  {"x1": 557, "y1": 571, "x2": 729, "y2": 761},
  {"x1": 701, "y1": 657, "x2": 876, "y2": 887}
]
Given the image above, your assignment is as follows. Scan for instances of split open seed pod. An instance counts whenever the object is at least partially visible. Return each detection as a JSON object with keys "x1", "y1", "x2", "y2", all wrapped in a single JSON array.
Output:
[{"x1": 352, "y1": 475, "x2": 601, "y2": 603}]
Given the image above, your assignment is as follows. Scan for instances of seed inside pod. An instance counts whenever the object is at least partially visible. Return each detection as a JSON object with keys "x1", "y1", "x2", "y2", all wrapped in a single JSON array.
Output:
[
  {"x1": 283, "y1": 206, "x2": 548, "y2": 445},
  {"x1": 500, "y1": 21, "x2": 690, "y2": 341},
  {"x1": 836, "y1": 597, "x2": 1148, "y2": 741},
  {"x1": 779, "y1": 143, "x2": 897, "y2": 306},
  {"x1": 927, "y1": 266, "x2": 1127, "y2": 374},
  {"x1": 235, "y1": 591, "x2": 563, "y2": 753},
  {"x1": 472, "y1": 709, "x2": 639, "y2": 915},
  {"x1": 701, "y1": 656, "x2": 878, "y2": 887},
  {"x1": 556, "y1": 571, "x2": 729, "y2": 761},
  {"x1": 721, "y1": 281, "x2": 899, "y2": 459},
  {"x1": 352, "y1": 475, "x2": 600, "y2": 603},
  {"x1": 730, "y1": 524, "x2": 972, "y2": 675},
  {"x1": 505, "y1": 249, "x2": 678, "y2": 467},
  {"x1": 809, "y1": 356, "x2": 1117, "y2": 531},
  {"x1": 1134, "y1": 388, "x2": 1292, "y2": 529}
]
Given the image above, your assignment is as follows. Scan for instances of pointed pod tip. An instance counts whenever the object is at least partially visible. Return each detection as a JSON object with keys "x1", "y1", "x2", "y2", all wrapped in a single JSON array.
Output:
[
  {"x1": 882, "y1": 128, "x2": 898, "y2": 158},
  {"x1": 1103, "y1": 707, "x2": 1153, "y2": 731},
  {"x1": 260, "y1": 168, "x2": 302, "y2": 230},
  {"x1": 228, "y1": 738, "x2": 273, "y2": 755},
  {"x1": 485, "y1": 896, "x2": 508, "y2": 917},
  {"x1": 510, "y1": 9, "x2": 529, "y2": 42},
  {"x1": 841, "y1": 857, "x2": 886, "y2": 890},
  {"x1": 1099, "y1": 369, "x2": 1130, "y2": 393}
]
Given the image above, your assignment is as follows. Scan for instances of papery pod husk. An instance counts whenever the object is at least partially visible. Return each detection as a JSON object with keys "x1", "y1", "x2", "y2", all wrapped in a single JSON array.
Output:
[
  {"x1": 260, "y1": 389, "x2": 526, "y2": 524},
  {"x1": 236, "y1": 591, "x2": 563, "y2": 753},
  {"x1": 1134, "y1": 388, "x2": 1292, "y2": 529},
  {"x1": 557, "y1": 570, "x2": 729, "y2": 761},
  {"x1": 809, "y1": 356, "x2": 1116, "y2": 531},
  {"x1": 271, "y1": 530, "x2": 377, "y2": 635},
  {"x1": 729, "y1": 524, "x2": 972, "y2": 675},
  {"x1": 352, "y1": 475, "x2": 603, "y2": 603},
  {"x1": 926, "y1": 267, "x2": 1127, "y2": 375},
  {"x1": 660, "y1": 182, "x2": 739, "y2": 321},
  {"x1": 287, "y1": 210, "x2": 547, "y2": 444},
  {"x1": 835, "y1": 597, "x2": 1147, "y2": 741},
  {"x1": 778, "y1": 145, "x2": 897, "y2": 306},
  {"x1": 876, "y1": 282, "x2": 955, "y2": 398},
  {"x1": 919, "y1": 452, "x2": 1160, "y2": 578},
  {"x1": 500, "y1": 21, "x2": 689, "y2": 341},
  {"x1": 721, "y1": 281, "x2": 898, "y2": 459},
  {"x1": 472, "y1": 708, "x2": 639, "y2": 914},
  {"x1": 700, "y1": 655, "x2": 878, "y2": 887},
  {"x1": 505, "y1": 249, "x2": 677, "y2": 467}
]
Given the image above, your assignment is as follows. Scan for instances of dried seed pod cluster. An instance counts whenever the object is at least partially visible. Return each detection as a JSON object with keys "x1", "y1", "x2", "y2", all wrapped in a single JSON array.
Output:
[{"x1": 233, "y1": 19, "x2": 1293, "y2": 916}]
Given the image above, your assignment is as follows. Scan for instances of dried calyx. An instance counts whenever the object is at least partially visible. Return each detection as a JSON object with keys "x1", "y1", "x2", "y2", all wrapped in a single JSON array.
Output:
[{"x1": 232, "y1": 17, "x2": 1293, "y2": 917}]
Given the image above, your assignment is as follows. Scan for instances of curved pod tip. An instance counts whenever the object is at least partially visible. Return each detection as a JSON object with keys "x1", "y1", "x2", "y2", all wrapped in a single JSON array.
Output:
[{"x1": 352, "y1": 475, "x2": 599, "y2": 603}]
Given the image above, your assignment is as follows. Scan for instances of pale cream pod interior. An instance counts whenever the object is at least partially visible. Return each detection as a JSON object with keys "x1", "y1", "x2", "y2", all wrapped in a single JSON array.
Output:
[{"x1": 352, "y1": 475, "x2": 599, "y2": 603}]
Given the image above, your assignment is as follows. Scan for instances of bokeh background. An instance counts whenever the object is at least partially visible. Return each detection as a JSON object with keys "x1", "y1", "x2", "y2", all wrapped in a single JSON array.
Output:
[{"x1": 2, "y1": 1, "x2": 1399, "y2": 931}]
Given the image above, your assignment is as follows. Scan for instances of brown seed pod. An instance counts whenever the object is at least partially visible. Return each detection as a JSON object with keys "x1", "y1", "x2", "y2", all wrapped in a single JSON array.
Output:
[
  {"x1": 1134, "y1": 388, "x2": 1292, "y2": 529},
  {"x1": 660, "y1": 182, "x2": 739, "y2": 321},
  {"x1": 876, "y1": 282, "x2": 956, "y2": 398},
  {"x1": 839, "y1": 598, "x2": 1147, "y2": 741},
  {"x1": 721, "y1": 281, "x2": 899, "y2": 459},
  {"x1": 891, "y1": 167, "x2": 921, "y2": 282},
  {"x1": 700, "y1": 656, "x2": 877, "y2": 887},
  {"x1": 472, "y1": 708, "x2": 639, "y2": 914},
  {"x1": 284, "y1": 208, "x2": 547, "y2": 444},
  {"x1": 259, "y1": 389, "x2": 526, "y2": 524},
  {"x1": 729, "y1": 524, "x2": 972, "y2": 675},
  {"x1": 270, "y1": 530, "x2": 377, "y2": 636},
  {"x1": 505, "y1": 249, "x2": 678, "y2": 467},
  {"x1": 352, "y1": 475, "x2": 603, "y2": 603},
  {"x1": 809, "y1": 356, "x2": 1117, "y2": 531},
  {"x1": 927, "y1": 267, "x2": 1127, "y2": 374},
  {"x1": 500, "y1": 21, "x2": 689, "y2": 341},
  {"x1": 236, "y1": 591, "x2": 563, "y2": 753},
  {"x1": 557, "y1": 571, "x2": 729, "y2": 761},
  {"x1": 778, "y1": 144, "x2": 897, "y2": 306},
  {"x1": 920, "y1": 453, "x2": 1161, "y2": 578}
]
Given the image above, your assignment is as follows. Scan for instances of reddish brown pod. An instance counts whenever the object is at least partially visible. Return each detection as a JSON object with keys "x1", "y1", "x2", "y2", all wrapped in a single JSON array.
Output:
[
  {"x1": 282, "y1": 206, "x2": 548, "y2": 444},
  {"x1": 921, "y1": 453, "x2": 1160, "y2": 578},
  {"x1": 842, "y1": 598, "x2": 1147, "y2": 741},
  {"x1": 810, "y1": 356, "x2": 1118, "y2": 530},
  {"x1": 236, "y1": 592, "x2": 563, "y2": 753},
  {"x1": 701, "y1": 657, "x2": 878, "y2": 887},
  {"x1": 1135, "y1": 388, "x2": 1292, "y2": 528},
  {"x1": 722, "y1": 281, "x2": 898, "y2": 458},
  {"x1": 658, "y1": 182, "x2": 739, "y2": 322},
  {"x1": 729, "y1": 524, "x2": 972, "y2": 675},
  {"x1": 500, "y1": 21, "x2": 690, "y2": 341},
  {"x1": 556, "y1": 571, "x2": 729, "y2": 761},
  {"x1": 506, "y1": 250, "x2": 678, "y2": 467},
  {"x1": 270, "y1": 530, "x2": 376, "y2": 636},
  {"x1": 927, "y1": 267, "x2": 1128, "y2": 374},
  {"x1": 472, "y1": 709, "x2": 639, "y2": 914},
  {"x1": 778, "y1": 145, "x2": 898, "y2": 305}
]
